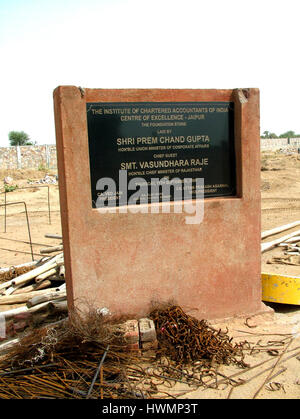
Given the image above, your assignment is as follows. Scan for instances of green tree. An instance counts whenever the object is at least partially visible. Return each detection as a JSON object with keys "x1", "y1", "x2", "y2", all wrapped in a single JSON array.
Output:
[
  {"x1": 8, "y1": 131, "x2": 33, "y2": 146},
  {"x1": 262, "y1": 130, "x2": 270, "y2": 138},
  {"x1": 279, "y1": 130, "x2": 296, "y2": 138},
  {"x1": 261, "y1": 130, "x2": 277, "y2": 138}
]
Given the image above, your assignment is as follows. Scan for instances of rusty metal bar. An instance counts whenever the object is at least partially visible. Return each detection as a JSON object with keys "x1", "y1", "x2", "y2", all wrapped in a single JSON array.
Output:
[
  {"x1": 86, "y1": 345, "x2": 110, "y2": 398},
  {"x1": 4, "y1": 190, "x2": 7, "y2": 233},
  {"x1": 0, "y1": 202, "x2": 34, "y2": 261},
  {"x1": 1, "y1": 184, "x2": 54, "y2": 230}
]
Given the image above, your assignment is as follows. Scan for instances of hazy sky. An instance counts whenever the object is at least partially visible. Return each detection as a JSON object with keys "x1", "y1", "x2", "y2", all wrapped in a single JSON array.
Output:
[{"x1": 0, "y1": 0, "x2": 299, "y2": 146}]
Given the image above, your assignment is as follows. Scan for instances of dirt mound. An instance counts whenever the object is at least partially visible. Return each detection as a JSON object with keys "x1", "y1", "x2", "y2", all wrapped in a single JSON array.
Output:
[{"x1": 0, "y1": 169, "x2": 57, "y2": 182}]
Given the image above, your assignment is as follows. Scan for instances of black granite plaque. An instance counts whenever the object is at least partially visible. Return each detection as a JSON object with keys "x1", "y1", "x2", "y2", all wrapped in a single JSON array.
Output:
[{"x1": 86, "y1": 102, "x2": 236, "y2": 207}]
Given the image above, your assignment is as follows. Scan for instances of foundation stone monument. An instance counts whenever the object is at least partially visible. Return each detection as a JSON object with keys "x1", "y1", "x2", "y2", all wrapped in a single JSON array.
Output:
[{"x1": 53, "y1": 87, "x2": 267, "y2": 320}]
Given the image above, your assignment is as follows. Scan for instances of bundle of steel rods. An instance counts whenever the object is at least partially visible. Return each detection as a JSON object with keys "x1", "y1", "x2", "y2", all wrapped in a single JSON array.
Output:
[
  {"x1": 150, "y1": 304, "x2": 248, "y2": 367},
  {"x1": 0, "y1": 313, "x2": 156, "y2": 399},
  {"x1": 0, "y1": 304, "x2": 298, "y2": 399}
]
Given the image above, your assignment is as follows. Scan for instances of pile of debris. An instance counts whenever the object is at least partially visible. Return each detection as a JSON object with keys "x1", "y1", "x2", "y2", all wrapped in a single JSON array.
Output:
[
  {"x1": 0, "y1": 236, "x2": 66, "y2": 339},
  {"x1": 0, "y1": 300, "x2": 298, "y2": 399},
  {"x1": 28, "y1": 174, "x2": 57, "y2": 185},
  {"x1": 261, "y1": 220, "x2": 300, "y2": 266},
  {"x1": 0, "y1": 304, "x2": 250, "y2": 399}
]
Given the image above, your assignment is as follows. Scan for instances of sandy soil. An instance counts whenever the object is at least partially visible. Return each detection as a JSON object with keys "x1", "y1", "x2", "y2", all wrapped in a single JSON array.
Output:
[
  {"x1": 0, "y1": 169, "x2": 61, "y2": 266},
  {"x1": 0, "y1": 153, "x2": 300, "y2": 399},
  {"x1": 261, "y1": 152, "x2": 300, "y2": 278}
]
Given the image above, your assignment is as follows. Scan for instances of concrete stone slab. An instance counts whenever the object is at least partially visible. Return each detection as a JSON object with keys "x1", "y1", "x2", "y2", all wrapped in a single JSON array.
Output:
[
  {"x1": 121, "y1": 319, "x2": 139, "y2": 344},
  {"x1": 139, "y1": 318, "x2": 156, "y2": 342}
]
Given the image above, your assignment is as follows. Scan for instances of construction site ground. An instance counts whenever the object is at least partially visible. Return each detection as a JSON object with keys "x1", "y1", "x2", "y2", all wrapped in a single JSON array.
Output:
[{"x1": 0, "y1": 151, "x2": 300, "y2": 399}]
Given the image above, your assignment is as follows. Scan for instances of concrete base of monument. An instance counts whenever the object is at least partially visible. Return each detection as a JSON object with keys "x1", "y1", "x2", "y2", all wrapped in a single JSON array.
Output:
[
  {"x1": 70, "y1": 295, "x2": 273, "y2": 325},
  {"x1": 145, "y1": 301, "x2": 275, "y2": 324},
  {"x1": 205, "y1": 301, "x2": 274, "y2": 325},
  {"x1": 70, "y1": 296, "x2": 274, "y2": 329}
]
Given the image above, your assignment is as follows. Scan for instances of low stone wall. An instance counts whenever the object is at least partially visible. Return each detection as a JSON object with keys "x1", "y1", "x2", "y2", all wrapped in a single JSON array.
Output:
[
  {"x1": 0, "y1": 145, "x2": 57, "y2": 170},
  {"x1": 261, "y1": 137, "x2": 300, "y2": 151}
]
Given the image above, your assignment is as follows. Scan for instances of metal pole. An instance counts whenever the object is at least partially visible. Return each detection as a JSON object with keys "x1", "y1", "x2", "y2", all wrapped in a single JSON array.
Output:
[
  {"x1": 1, "y1": 184, "x2": 53, "y2": 226},
  {"x1": 23, "y1": 202, "x2": 34, "y2": 261},
  {"x1": 47, "y1": 185, "x2": 51, "y2": 225},
  {"x1": 0, "y1": 201, "x2": 34, "y2": 261},
  {"x1": 1, "y1": 183, "x2": 54, "y2": 238},
  {"x1": 86, "y1": 345, "x2": 110, "y2": 398},
  {"x1": 4, "y1": 190, "x2": 7, "y2": 233}
]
